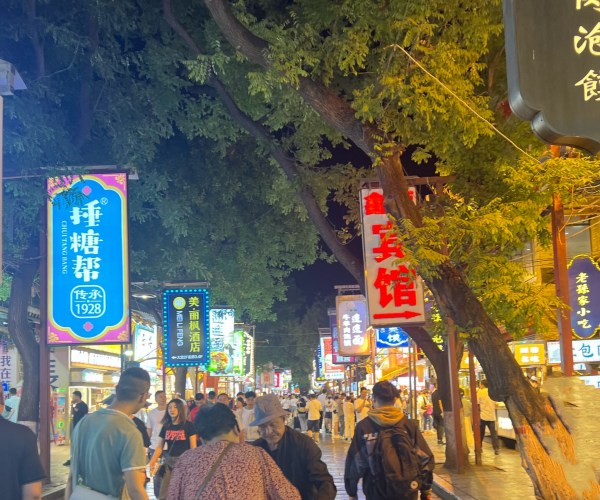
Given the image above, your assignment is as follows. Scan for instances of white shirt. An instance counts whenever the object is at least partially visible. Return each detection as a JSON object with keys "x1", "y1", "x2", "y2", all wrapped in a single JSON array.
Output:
[
  {"x1": 317, "y1": 393, "x2": 328, "y2": 409},
  {"x1": 147, "y1": 407, "x2": 165, "y2": 449},
  {"x1": 354, "y1": 397, "x2": 372, "y2": 422},
  {"x1": 240, "y1": 406, "x2": 260, "y2": 441},
  {"x1": 477, "y1": 388, "x2": 497, "y2": 421}
]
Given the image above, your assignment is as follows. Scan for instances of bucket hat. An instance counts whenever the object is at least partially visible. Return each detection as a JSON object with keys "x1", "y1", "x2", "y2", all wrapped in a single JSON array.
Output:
[{"x1": 250, "y1": 394, "x2": 290, "y2": 426}]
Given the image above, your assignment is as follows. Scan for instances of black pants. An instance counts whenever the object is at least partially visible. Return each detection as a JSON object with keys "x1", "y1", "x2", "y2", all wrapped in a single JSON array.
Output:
[
  {"x1": 480, "y1": 419, "x2": 500, "y2": 451},
  {"x1": 433, "y1": 414, "x2": 444, "y2": 443}
]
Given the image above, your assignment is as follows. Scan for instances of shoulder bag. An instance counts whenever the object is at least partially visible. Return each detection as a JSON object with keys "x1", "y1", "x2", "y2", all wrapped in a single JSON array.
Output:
[{"x1": 193, "y1": 442, "x2": 233, "y2": 500}]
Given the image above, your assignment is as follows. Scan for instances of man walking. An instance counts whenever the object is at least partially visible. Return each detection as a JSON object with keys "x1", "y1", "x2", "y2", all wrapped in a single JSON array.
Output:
[
  {"x1": 240, "y1": 390, "x2": 260, "y2": 442},
  {"x1": 345, "y1": 381, "x2": 434, "y2": 500},
  {"x1": 188, "y1": 392, "x2": 205, "y2": 423},
  {"x1": 477, "y1": 379, "x2": 500, "y2": 455},
  {"x1": 66, "y1": 367, "x2": 151, "y2": 500},
  {"x1": 354, "y1": 387, "x2": 372, "y2": 423},
  {"x1": 63, "y1": 390, "x2": 89, "y2": 466},
  {"x1": 306, "y1": 393, "x2": 322, "y2": 444},
  {"x1": 0, "y1": 389, "x2": 45, "y2": 500},
  {"x1": 251, "y1": 394, "x2": 336, "y2": 499},
  {"x1": 3, "y1": 387, "x2": 20, "y2": 422},
  {"x1": 146, "y1": 389, "x2": 167, "y2": 498}
]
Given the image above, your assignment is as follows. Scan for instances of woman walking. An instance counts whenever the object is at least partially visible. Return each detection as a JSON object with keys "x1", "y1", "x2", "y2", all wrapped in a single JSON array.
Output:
[
  {"x1": 343, "y1": 395, "x2": 355, "y2": 440},
  {"x1": 149, "y1": 398, "x2": 197, "y2": 499},
  {"x1": 167, "y1": 403, "x2": 300, "y2": 499}
]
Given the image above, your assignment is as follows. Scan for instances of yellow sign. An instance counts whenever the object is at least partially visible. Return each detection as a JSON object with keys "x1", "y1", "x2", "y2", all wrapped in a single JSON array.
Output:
[{"x1": 513, "y1": 343, "x2": 545, "y2": 366}]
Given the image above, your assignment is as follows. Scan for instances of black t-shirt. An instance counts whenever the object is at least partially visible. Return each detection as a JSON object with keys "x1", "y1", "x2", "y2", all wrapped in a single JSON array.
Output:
[
  {"x1": 133, "y1": 416, "x2": 151, "y2": 448},
  {"x1": 72, "y1": 401, "x2": 89, "y2": 427},
  {"x1": 159, "y1": 421, "x2": 195, "y2": 457},
  {"x1": 0, "y1": 417, "x2": 46, "y2": 500}
]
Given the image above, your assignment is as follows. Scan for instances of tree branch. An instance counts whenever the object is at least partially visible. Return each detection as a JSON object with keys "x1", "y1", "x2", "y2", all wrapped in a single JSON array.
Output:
[
  {"x1": 203, "y1": 0, "x2": 376, "y2": 155},
  {"x1": 163, "y1": 0, "x2": 365, "y2": 288}
]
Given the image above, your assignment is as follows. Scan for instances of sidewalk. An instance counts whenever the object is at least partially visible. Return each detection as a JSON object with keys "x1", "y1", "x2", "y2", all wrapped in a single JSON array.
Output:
[{"x1": 424, "y1": 433, "x2": 536, "y2": 500}]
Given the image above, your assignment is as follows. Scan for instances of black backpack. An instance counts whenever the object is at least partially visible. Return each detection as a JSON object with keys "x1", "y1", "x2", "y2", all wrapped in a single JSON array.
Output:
[{"x1": 368, "y1": 419, "x2": 431, "y2": 499}]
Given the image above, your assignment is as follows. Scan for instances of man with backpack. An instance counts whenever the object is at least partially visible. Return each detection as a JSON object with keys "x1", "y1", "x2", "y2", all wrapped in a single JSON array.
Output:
[{"x1": 344, "y1": 381, "x2": 434, "y2": 500}]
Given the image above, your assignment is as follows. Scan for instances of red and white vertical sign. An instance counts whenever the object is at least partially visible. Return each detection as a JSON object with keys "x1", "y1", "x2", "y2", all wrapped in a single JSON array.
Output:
[{"x1": 360, "y1": 185, "x2": 425, "y2": 327}]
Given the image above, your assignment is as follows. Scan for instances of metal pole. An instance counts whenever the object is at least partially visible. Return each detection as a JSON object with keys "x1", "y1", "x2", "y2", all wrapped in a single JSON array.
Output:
[
  {"x1": 39, "y1": 205, "x2": 51, "y2": 479},
  {"x1": 469, "y1": 349, "x2": 482, "y2": 465},
  {"x1": 551, "y1": 189, "x2": 574, "y2": 376}
]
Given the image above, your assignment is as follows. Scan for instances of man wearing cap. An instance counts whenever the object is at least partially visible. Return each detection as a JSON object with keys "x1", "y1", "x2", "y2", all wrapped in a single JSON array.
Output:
[
  {"x1": 251, "y1": 394, "x2": 336, "y2": 500},
  {"x1": 0, "y1": 389, "x2": 45, "y2": 500},
  {"x1": 345, "y1": 381, "x2": 434, "y2": 500}
]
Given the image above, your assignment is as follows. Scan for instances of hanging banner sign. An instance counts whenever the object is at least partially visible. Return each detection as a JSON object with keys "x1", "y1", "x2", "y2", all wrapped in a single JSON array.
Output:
[
  {"x1": 319, "y1": 336, "x2": 345, "y2": 380},
  {"x1": 207, "y1": 309, "x2": 245, "y2": 376},
  {"x1": 336, "y1": 295, "x2": 370, "y2": 356},
  {"x1": 328, "y1": 310, "x2": 355, "y2": 364},
  {"x1": 0, "y1": 341, "x2": 19, "y2": 391},
  {"x1": 47, "y1": 173, "x2": 129, "y2": 345},
  {"x1": 504, "y1": 0, "x2": 600, "y2": 153},
  {"x1": 360, "y1": 185, "x2": 426, "y2": 327},
  {"x1": 568, "y1": 255, "x2": 600, "y2": 339},
  {"x1": 376, "y1": 327, "x2": 410, "y2": 348},
  {"x1": 163, "y1": 288, "x2": 210, "y2": 367},
  {"x1": 244, "y1": 332, "x2": 255, "y2": 377}
]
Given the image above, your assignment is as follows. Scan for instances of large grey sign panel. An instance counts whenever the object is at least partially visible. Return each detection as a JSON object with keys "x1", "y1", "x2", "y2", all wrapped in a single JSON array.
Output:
[{"x1": 504, "y1": 0, "x2": 600, "y2": 154}]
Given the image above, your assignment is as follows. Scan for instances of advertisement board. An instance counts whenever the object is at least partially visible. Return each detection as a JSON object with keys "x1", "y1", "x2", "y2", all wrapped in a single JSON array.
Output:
[
  {"x1": 207, "y1": 309, "x2": 245, "y2": 376},
  {"x1": 163, "y1": 288, "x2": 210, "y2": 366},
  {"x1": 328, "y1": 310, "x2": 355, "y2": 364},
  {"x1": 548, "y1": 339, "x2": 600, "y2": 364},
  {"x1": 360, "y1": 186, "x2": 425, "y2": 327},
  {"x1": 568, "y1": 255, "x2": 600, "y2": 339},
  {"x1": 47, "y1": 173, "x2": 129, "y2": 345},
  {"x1": 336, "y1": 295, "x2": 370, "y2": 356},
  {"x1": 244, "y1": 332, "x2": 255, "y2": 377},
  {"x1": 376, "y1": 327, "x2": 409, "y2": 348},
  {"x1": 320, "y1": 336, "x2": 345, "y2": 380}
]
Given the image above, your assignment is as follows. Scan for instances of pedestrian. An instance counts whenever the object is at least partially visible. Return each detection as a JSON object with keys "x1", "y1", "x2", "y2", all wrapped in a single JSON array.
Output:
[
  {"x1": 477, "y1": 380, "x2": 500, "y2": 455},
  {"x1": 430, "y1": 383, "x2": 444, "y2": 445},
  {"x1": 323, "y1": 395, "x2": 334, "y2": 434},
  {"x1": 459, "y1": 388, "x2": 474, "y2": 453},
  {"x1": 167, "y1": 403, "x2": 300, "y2": 499},
  {"x1": 306, "y1": 393, "x2": 322, "y2": 443},
  {"x1": 354, "y1": 387, "x2": 372, "y2": 423},
  {"x1": 317, "y1": 388, "x2": 328, "y2": 431},
  {"x1": 66, "y1": 366, "x2": 151, "y2": 499},
  {"x1": 149, "y1": 398, "x2": 197, "y2": 499},
  {"x1": 240, "y1": 391, "x2": 260, "y2": 442},
  {"x1": 146, "y1": 390, "x2": 167, "y2": 497},
  {"x1": 251, "y1": 394, "x2": 337, "y2": 499},
  {"x1": 331, "y1": 395, "x2": 340, "y2": 440},
  {"x1": 344, "y1": 381, "x2": 434, "y2": 500},
  {"x1": 63, "y1": 390, "x2": 89, "y2": 466},
  {"x1": 418, "y1": 390, "x2": 432, "y2": 432},
  {"x1": 3, "y1": 387, "x2": 20, "y2": 422},
  {"x1": 0, "y1": 388, "x2": 45, "y2": 500},
  {"x1": 188, "y1": 392, "x2": 205, "y2": 423},
  {"x1": 343, "y1": 395, "x2": 355, "y2": 440},
  {"x1": 205, "y1": 390, "x2": 217, "y2": 407},
  {"x1": 296, "y1": 395, "x2": 308, "y2": 432}
]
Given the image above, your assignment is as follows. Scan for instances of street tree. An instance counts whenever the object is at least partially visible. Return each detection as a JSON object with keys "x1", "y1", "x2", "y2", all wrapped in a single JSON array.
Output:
[{"x1": 169, "y1": 0, "x2": 599, "y2": 495}]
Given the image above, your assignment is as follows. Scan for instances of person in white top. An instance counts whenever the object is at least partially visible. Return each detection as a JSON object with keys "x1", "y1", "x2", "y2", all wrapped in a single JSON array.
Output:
[
  {"x1": 146, "y1": 390, "x2": 166, "y2": 498},
  {"x1": 354, "y1": 387, "x2": 372, "y2": 422},
  {"x1": 240, "y1": 391, "x2": 260, "y2": 441},
  {"x1": 306, "y1": 394, "x2": 322, "y2": 443},
  {"x1": 317, "y1": 389, "x2": 328, "y2": 431},
  {"x1": 476, "y1": 380, "x2": 500, "y2": 455},
  {"x1": 343, "y1": 396, "x2": 355, "y2": 440}
]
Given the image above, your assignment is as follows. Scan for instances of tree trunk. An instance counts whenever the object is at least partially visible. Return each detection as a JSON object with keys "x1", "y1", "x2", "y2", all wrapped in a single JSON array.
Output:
[
  {"x1": 175, "y1": 367, "x2": 187, "y2": 398},
  {"x1": 8, "y1": 249, "x2": 39, "y2": 428}
]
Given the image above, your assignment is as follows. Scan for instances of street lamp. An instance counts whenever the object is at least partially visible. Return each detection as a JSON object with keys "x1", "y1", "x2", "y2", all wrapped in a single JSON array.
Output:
[{"x1": 0, "y1": 60, "x2": 27, "y2": 284}]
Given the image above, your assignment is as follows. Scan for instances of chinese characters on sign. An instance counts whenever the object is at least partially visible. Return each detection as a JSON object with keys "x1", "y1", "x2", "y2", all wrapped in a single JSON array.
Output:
[
  {"x1": 0, "y1": 341, "x2": 18, "y2": 391},
  {"x1": 335, "y1": 295, "x2": 370, "y2": 356},
  {"x1": 512, "y1": 343, "x2": 546, "y2": 366},
  {"x1": 207, "y1": 309, "x2": 245, "y2": 376},
  {"x1": 360, "y1": 186, "x2": 425, "y2": 327},
  {"x1": 319, "y1": 336, "x2": 345, "y2": 380},
  {"x1": 504, "y1": 0, "x2": 600, "y2": 153},
  {"x1": 548, "y1": 339, "x2": 600, "y2": 364},
  {"x1": 47, "y1": 174, "x2": 129, "y2": 345},
  {"x1": 568, "y1": 255, "x2": 600, "y2": 339},
  {"x1": 376, "y1": 327, "x2": 409, "y2": 348},
  {"x1": 163, "y1": 289, "x2": 209, "y2": 366}
]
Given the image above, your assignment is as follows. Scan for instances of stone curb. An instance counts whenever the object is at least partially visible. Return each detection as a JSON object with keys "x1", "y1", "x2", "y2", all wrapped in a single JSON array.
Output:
[
  {"x1": 433, "y1": 473, "x2": 477, "y2": 500},
  {"x1": 42, "y1": 484, "x2": 66, "y2": 499}
]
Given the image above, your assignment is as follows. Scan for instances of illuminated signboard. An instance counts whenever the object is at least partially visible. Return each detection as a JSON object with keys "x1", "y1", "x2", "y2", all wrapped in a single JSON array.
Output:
[
  {"x1": 548, "y1": 339, "x2": 600, "y2": 364},
  {"x1": 512, "y1": 343, "x2": 545, "y2": 366},
  {"x1": 319, "y1": 336, "x2": 345, "y2": 380},
  {"x1": 134, "y1": 323, "x2": 157, "y2": 370},
  {"x1": 70, "y1": 348, "x2": 121, "y2": 369},
  {"x1": 328, "y1": 310, "x2": 355, "y2": 364},
  {"x1": 360, "y1": 185, "x2": 425, "y2": 327},
  {"x1": 504, "y1": 0, "x2": 600, "y2": 153},
  {"x1": 163, "y1": 288, "x2": 210, "y2": 367},
  {"x1": 244, "y1": 332, "x2": 255, "y2": 377},
  {"x1": 336, "y1": 295, "x2": 370, "y2": 356},
  {"x1": 207, "y1": 309, "x2": 245, "y2": 376},
  {"x1": 568, "y1": 255, "x2": 600, "y2": 339},
  {"x1": 47, "y1": 174, "x2": 129, "y2": 345},
  {"x1": 376, "y1": 327, "x2": 409, "y2": 348}
]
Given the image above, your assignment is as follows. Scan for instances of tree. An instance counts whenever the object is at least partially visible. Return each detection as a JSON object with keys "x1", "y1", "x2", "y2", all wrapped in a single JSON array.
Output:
[{"x1": 188, "y1": 1, "x2": 599, "y2": 495}]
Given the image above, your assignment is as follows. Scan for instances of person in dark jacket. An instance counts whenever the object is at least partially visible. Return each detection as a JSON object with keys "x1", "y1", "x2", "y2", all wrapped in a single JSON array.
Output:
[
  {"x1": 251, "y1": 394, "x2": 336, "y2": 500},
  {"x1": 344, "y1": 381, "x2": 434, "y2": 500},
  {"x1": 430, "y1": 383, "x2": 445, "y2": 445}
]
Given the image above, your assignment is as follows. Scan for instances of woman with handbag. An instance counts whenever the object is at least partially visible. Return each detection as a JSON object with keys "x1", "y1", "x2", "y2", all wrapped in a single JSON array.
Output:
[
  {"x1": 149, "y1": 399, "x2": 197, "y2": 499},
  {"x1": 167, "y1": 403, "x2": 300, "y2": 500}
]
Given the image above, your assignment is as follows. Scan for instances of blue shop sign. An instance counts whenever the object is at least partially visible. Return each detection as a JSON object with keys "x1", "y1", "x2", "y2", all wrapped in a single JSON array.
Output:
[{"x1": 376, "y1": 327, "x2": 409, "y2": 348}]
